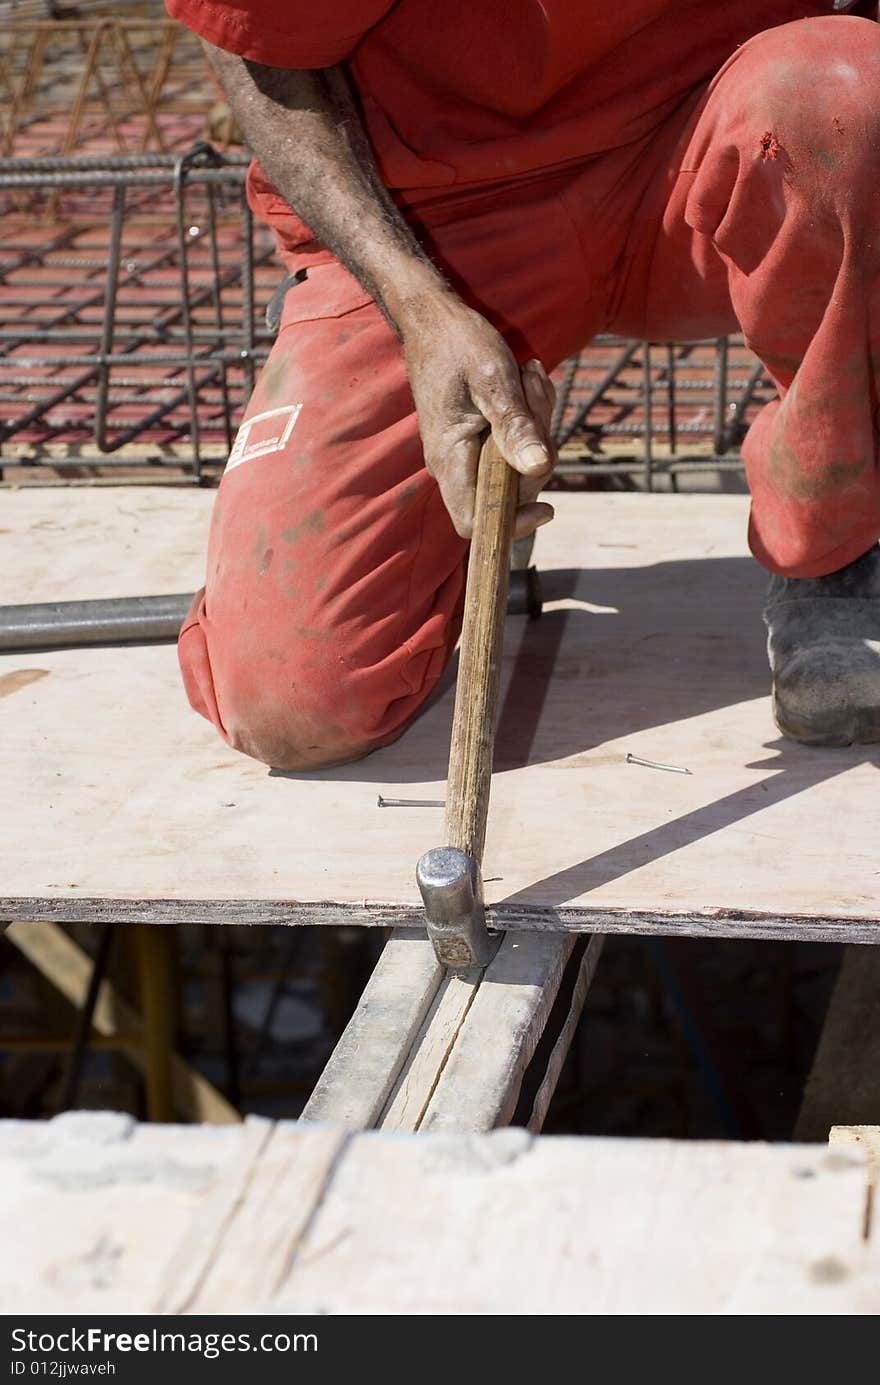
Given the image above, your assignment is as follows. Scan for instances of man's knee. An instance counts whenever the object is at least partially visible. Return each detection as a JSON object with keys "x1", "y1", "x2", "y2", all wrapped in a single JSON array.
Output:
[
  {"x1": 742, "y1": 16, "x2": 880, "y2": 153},
  {"x1": 178, "y1": 602, "x2": 384, "y2": 769},
  {"x1": 218, "y1": 662, "x2": 404, "y2": 771},
  {"x1": 185, "y1": 608, "x2": 453, "y2": 771},
  {"x1": 693, "y1": 14, "x2": 880, "y2": 279}
]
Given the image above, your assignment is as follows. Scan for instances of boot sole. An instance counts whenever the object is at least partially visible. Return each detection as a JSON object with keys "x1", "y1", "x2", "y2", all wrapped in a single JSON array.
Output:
[{"x1": 773, "y1": 694, "x2": 880, "y2": 748}]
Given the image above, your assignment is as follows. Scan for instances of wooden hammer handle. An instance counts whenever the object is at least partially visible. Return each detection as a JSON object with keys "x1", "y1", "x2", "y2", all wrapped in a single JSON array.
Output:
[{"x1": 444, "y1": 435, "x2": 517, "y2": 864}]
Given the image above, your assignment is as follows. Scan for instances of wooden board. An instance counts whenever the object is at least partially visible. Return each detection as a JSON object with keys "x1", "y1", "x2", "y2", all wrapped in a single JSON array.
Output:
[
  {"x1": 1, "y1": 1113, "x2": 876, "y2": 1314},
  {"x1": 2, "y1": 486, "x2": 880, "y2": 940},
  {"x1": 414, "y1": 931, "x2": 580, "y2": 1132},
  {"x1": 301, "y1": 928, "x2": 444, "y2": 1130},
  {"x1": 302, "y1": 928, "x2": 593, "y2": 1134}
]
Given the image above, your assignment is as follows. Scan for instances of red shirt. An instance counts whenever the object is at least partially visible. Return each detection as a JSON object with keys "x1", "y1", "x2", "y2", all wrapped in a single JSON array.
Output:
[{"x1": 169, "y1": 1, "x2": 829, "y2": 196}]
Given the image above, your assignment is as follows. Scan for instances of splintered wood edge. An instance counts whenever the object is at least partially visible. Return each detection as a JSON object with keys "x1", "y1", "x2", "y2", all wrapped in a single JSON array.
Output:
[{"x1": 3, "y1": 898, "x2": 880, "y2": 943}]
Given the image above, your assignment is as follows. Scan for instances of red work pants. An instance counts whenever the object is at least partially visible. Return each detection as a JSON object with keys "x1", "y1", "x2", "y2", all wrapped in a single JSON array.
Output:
[{"x1": 180, "y1": 16, "x2": 880, "y2": 769}]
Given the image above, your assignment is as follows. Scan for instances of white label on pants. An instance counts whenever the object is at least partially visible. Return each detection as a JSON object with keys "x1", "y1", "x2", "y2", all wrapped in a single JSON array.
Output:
[{"x1": 226, "y1": 403, "x2": 303, "y2": 471}]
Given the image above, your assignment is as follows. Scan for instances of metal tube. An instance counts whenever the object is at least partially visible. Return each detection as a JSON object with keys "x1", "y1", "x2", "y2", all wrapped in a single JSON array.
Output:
[
  {"x1": 205, "y1": 179, "x2": 233, "y2": 452},
  {"x1": 5, "y1": 350, "x2": 266, "y2": 367},
  {"x1": 712, "y1": 334, "x2": 730, "y2": 454},
  {"x1": 0, "y1": 167, "x2": 247, "y2": 188},
  {"x1": 0, "y1": 152, "x2": 249, "y2": 173},
  {"x1": 665, "y1": 343, "x2": 677, "y2": 454},
  {"x1": 94, "y1": 363, "x2": 226, "y2": 455},
  {"x1": 553, "y1": 457, "x2": 746, "y2": 476},
  {"x1": 642, "y1": 340, "x2": 654, "y2": 491},
  {"x1": 94, "y1": 182, "x2": 126, "y2": 452},
  {"x1": 550, "y1": 353, "x2": 579, "y2": 445},
  {"x1": 573, "y1": 418, "x2": 737, "y2": 436},
  {"x1": 725, "y1": 359, "x2": 767, "y2": 447},
  {"x1": 0, "y1": 593, "x2": 194, "y2": 650},
  {"x1": 665, "y1": 343, "x2": 678, "y2": 493},
  {"x1": 174, "y1": 150, "x2": 203, "y2": 476},
  {"x1": 0, "y1": 318, "x2": 275, "y2": 347}
]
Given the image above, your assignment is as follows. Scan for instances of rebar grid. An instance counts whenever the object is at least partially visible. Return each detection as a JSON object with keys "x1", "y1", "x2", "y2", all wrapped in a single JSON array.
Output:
[
  {"x1": 551, "y1": 336, "x2": 773, "y2": 488},
  {"x1": 0, "y1": 4, "x2": 216, "y2": 161},
  {"x1": 0, "y1": 148, "x2": 278, "y2": 478},
  {"x1": 0, "y1": 146, "x2": 776, "y2": 486}
]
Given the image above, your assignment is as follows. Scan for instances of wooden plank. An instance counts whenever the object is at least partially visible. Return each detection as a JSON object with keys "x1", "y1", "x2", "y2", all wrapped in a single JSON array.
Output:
[
  {"x1": 3, "y1": 487, "x2": 880, "y2": 939},
  {"x1": 305, "y1": 930, "x2": 593, "y2": 1135},
  {"x1": 153, "y1": 1116, "x2": 272, "y2": 1313},
  {"x1": 6, "y1": 897, "x2": 880, "y2": 943},
  {"x1": 378, "y1": 967, "x2": 480, "y2": 1131},
  {"x1": 420, "y1": 932, "x2": 575, "y2": 1132},
  {"x1": 795, "y1": 946, "x2": 880, "y2": 1142},
  {"x1": 4, "y1": 920, "x2": 239, "y2": 1124},
  {"x1": 301, "y1": 929, "x2": 443, "y2": 1129},
  {"x1": 0, "y1": 486, "x2": 210, "y2": 600},
  {"x1": 3, "y1": 1116, "x2": 876, "y2": 1315},
  {"x1": 271, "y1": 1132, "x2": 877, "y2": 1315},
  {"x1": 164, "y1": 1123, "x2": 348, "y2": 1314},
  {"x1": 0, "y1": 1113, "x2": 261, "y2": 1314}
]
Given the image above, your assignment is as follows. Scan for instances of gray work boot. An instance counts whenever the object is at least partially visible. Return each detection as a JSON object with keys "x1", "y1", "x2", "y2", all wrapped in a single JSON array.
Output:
[{"x1": 764, "y1": 545, "x2": 880, "y2": 746}]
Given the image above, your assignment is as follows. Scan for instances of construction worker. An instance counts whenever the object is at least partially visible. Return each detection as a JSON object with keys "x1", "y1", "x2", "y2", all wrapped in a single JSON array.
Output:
[{"x1": 167, "y1": 1, "x2": 880, "y2": 767}]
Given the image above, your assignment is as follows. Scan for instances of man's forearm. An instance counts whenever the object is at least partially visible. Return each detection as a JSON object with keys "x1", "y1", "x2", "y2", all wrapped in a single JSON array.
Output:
[
  {"x1": 202, "y1": 42, "x2": 450, "y2": 334},
  {"x1": 202, "y1": 40, "x2": 554, "y2": 542}
]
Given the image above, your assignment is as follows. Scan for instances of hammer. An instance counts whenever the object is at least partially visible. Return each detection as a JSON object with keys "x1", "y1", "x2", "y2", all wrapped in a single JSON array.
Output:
[{"x1": 416, "y1": 435, "x2": 518, "y2": 969}]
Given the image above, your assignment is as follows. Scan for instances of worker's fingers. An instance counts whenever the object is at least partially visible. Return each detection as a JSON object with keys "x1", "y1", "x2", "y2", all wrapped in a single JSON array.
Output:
[
  {"x1": 514, "y1": 359, "x2": 556, "y2": 535},
  {"x1": 524, "y1": 357, "x2": 557, "y2": 420},
  {"x1": 432, "y1": 434, "x2": 480, "y2": 539},
  {"x1": 521, "y1": 359, "x2": 556, "y2": 443},
  {"x1": 514, "y1": 500, "x2": 555, "y2": 539},
  {"x1": 429, "y1": 431, "x2": 554, "y2": 541},
  {"x1": 469, "y1": 355, "x2": 554, "y2": 481}
]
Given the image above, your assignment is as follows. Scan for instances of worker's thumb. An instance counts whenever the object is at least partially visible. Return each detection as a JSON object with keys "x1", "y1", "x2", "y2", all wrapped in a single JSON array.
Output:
[
  {"x1": 494, "y1": 410, "x2": 552, "y2": 478},
  {"x1": 473, "y1": 371, "x2": 553, "y2": 479}
]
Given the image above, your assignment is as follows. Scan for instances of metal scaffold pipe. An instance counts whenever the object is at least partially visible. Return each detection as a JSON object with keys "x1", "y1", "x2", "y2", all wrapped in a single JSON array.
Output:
[{"x1": 0, "y1": 594, "x2": 194, "y2": 650}]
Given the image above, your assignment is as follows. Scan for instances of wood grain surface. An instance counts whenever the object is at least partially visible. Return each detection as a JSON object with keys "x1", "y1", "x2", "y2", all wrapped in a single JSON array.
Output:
[
  {"x1": 2, "y1": 1113, "x2": 876, "y2": 1314},
  {"x1": 2, "y1": 487, "x2": 879, "y2": 939}
]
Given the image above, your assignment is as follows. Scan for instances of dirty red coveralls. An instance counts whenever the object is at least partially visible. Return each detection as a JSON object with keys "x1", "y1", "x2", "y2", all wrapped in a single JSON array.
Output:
[{"x1": 167, "y1": 0, "x2": 880, "y2": 768}]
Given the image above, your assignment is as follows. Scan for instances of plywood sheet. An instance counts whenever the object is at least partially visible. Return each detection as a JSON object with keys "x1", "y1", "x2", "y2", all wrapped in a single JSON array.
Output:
[
  {"x1": 2, "y1": 487, "x2": 878, "y2": 937},
  {"x1": 1, "y1": 1114, "x2": 876, "y2": 1315}
]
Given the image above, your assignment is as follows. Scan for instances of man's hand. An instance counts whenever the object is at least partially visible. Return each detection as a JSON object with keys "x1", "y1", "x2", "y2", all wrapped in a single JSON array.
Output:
[
  {"x1": 401, "y1": 293, "x2": 556, "y2": 539},
  {"x1": 200, "y1": 48, "x2": 556, "y2": 538}
]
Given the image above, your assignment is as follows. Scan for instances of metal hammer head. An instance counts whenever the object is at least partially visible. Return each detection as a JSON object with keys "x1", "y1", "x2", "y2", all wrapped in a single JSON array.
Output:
[{"x1": 416, "y1": 846, "x2": 501, "y2": 970}]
